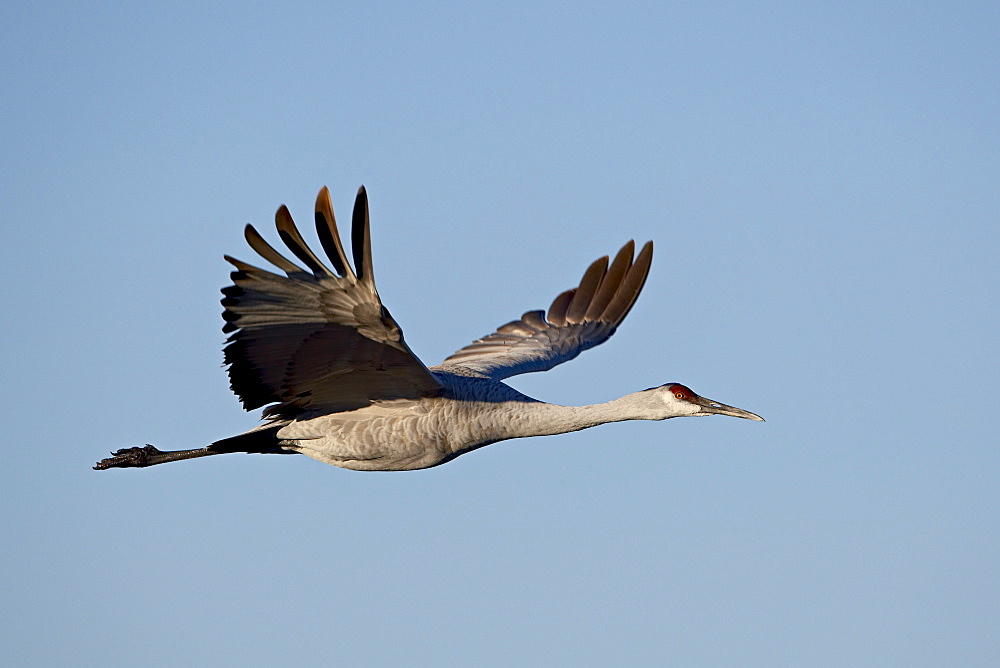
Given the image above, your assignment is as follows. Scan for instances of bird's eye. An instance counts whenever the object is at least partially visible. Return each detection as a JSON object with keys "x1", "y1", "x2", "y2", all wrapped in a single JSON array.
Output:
[{"x1": 675, "y1": 392, "x2": 685, "y2": 399}]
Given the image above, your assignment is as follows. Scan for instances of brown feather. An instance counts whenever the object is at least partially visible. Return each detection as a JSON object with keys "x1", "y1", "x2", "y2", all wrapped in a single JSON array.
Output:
[
  {"x1": 244, "y1": 224, "x2": 303, "y2": 274},
  {"x1": 275, "y1": 205, "x2": 333, "y2": 276},
  {"x1": 314, "y1": 186, "x2": 351, "y2": 278},
  {"x1": 601, "y1": 240, "x2": 653, "y2": 323},
  {"x1": 585, "y1": 240, "x2": 633, "y2": 321},
  {"x1": 566, "y1": 255, "x2": 608, "y2": 324},
  {"x1": 547, "y1": 289, "x2": 575, "y2": 327},
  {"x1": 351, "y1": 187, "x2": 375, "y2": 286}
]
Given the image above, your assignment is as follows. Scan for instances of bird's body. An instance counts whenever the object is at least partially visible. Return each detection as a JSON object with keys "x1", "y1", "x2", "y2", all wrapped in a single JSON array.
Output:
[
  {"x1": 95, "y1": 186, "x2": 762, "y2": 473},
  {"x1": 263, "y1": 375, "x2": 533, "y2": 471},
  {"x1": 247, "y1": 373, "x2": 699, "y2": 471}
]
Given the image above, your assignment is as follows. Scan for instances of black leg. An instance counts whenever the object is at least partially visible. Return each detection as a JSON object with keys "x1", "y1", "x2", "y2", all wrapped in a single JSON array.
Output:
[{"x1": 93, "y1": 445, "x2": 219, "y2": 470}]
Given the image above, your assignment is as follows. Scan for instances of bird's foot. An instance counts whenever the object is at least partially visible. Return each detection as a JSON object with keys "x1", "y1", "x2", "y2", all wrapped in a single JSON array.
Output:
[{"x1": 93, "y1": 445, "x2": 163, "y2": 470}]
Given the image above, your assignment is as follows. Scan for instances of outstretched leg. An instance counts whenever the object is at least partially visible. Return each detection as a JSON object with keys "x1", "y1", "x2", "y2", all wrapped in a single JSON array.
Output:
[
  {"x1": 93, "y1": 445, "x2": 220, "y2": 470},
  {"x1": 94, "y1": 427, "x2": 295, "y2": 471}
]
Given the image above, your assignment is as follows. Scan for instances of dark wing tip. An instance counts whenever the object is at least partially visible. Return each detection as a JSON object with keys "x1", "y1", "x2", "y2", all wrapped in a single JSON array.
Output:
[
  {"x1": 351, "y1": 186, "x2": 374, "y2": 285},
  {"x1": 555, "y1": 239, "x2": 653, "y2": 328},
  {"x1": 583, "y1": 241, "x2": 633, "y2": 321},
  {"x1": 244, "y1": 223, "x2": 303, "y2": 274},
  {"x1": 275, "y1": 205, "x2": 334, "y2": 276},
  {"x1": 547, "y1": 288, "x2": 576, "y2": 326},
  {"x1": 601, "y1": 239, "x2": 652, "y2": 324},
  {"x1": 565, "y1": 255, "x2": 609, "y2": 324},
  {"x1": 314, "y1": 186, "x2": 351, "y2": 278}
]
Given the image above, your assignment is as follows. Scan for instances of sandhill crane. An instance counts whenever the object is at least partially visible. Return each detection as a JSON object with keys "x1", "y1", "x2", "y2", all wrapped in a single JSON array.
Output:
[{"x1": 95, "y1": 186, "x2": 762, "y2": 472}]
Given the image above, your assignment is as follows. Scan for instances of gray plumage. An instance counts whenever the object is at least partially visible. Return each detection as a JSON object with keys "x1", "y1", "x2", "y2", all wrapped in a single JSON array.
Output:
[{"x1": 95, "y1": 186, "x2": 761, "y2": 473}]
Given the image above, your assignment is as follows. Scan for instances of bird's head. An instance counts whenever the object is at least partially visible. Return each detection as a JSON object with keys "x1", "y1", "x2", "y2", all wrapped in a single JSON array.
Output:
[{"x1": 649, "y1": 383, "x2": 764, "y2": 421}]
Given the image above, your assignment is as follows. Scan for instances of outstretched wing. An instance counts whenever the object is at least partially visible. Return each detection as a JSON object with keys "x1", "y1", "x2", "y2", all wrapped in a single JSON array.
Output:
[
  {"x1": 440, "y1": 240, "x2": 653, "y2": 381},
  {"x1": 221, "y1": 186, "x2": 443, "y2": 418}
]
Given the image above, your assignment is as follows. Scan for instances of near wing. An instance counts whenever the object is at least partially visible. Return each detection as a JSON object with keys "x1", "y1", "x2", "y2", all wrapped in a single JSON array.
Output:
[
  {"x1": 441, "y1": 240, "x2": 653, "y2": 381},
  {"x1": 221, "y1": 186, "x2": 443, "y2": 418}
]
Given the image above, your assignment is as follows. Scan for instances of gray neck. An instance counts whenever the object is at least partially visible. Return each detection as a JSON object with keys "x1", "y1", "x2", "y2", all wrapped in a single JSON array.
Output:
[{"x1": 497, "y1": 392, "x2": 665, "y2": 440}]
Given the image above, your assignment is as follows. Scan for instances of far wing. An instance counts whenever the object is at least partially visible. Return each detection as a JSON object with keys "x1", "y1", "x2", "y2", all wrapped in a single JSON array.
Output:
[
  {"x1": 439, "y1": 240, "x2": 653, "y2": 381},
  {"x1": 222, "y1": 186, "x2": 443, "y2": 418}
]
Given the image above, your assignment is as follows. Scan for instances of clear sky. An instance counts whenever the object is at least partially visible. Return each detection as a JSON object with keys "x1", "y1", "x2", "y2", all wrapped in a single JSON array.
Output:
[{"x1": 2, "y1": 1, "x2": 998, "y2": 665}]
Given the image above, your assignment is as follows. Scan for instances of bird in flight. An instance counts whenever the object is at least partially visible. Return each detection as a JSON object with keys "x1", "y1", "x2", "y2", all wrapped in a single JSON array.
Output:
[{"x1": 95, "y1": 186, "x2": 762, "y2": 472}]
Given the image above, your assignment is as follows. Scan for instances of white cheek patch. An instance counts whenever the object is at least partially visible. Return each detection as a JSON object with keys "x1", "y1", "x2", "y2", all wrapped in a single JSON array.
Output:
[{"x1": 661, "y1": 392, "x2": 701, "y2": 416}]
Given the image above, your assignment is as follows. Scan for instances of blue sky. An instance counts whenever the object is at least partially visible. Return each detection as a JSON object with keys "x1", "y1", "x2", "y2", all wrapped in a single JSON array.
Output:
[{"x1": 2, "y1": 1, "x2": 998, "y2": 665}]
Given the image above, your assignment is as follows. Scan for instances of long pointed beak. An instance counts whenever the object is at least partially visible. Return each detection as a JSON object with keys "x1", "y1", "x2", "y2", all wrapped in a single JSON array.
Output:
[{"x1": 695, "y1": 395, "x2": 765, "y2": 421}]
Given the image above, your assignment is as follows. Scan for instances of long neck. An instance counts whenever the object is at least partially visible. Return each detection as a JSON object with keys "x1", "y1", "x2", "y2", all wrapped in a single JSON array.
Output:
[{"x1": 497, "y1": 392, "x2": 663, "y2": 440}]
